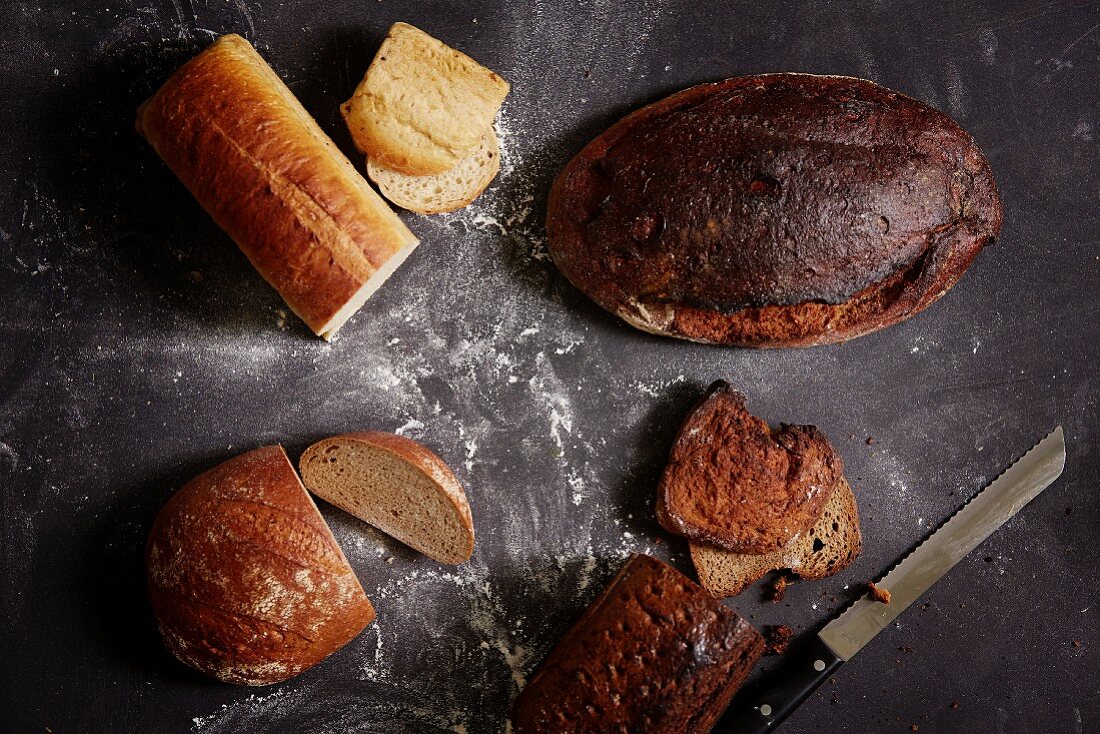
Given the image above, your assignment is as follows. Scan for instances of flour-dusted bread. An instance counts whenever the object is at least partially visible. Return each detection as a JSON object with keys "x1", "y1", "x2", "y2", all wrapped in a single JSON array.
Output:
[
  {"x1": 146, "y1": 446, "x2": 375, "y2": 685},
  {"x1": 656, "y1": 381, "x2": 843, "y2": 554},
  {"x1": 547, "y1": 73, "x2": 1003, "y2": 347},
  {"x1": 299, "y1": 432, "x2": 474, "y2": 564},
  {"x1": 137, "y1": 34, "x2": 419, "y2": 340},
  {"x1": 512, "y1": 554, "x2": 765, "y2": 733},
  {"x1": 367, "y1": 127, "x2": 500, "y2": 214},
  {"x1": 690, "y1": 477, "x2": 863, "y2": 598},
  {"x1": 341, "y1": 22, "x2": 510, "y2": 175}
]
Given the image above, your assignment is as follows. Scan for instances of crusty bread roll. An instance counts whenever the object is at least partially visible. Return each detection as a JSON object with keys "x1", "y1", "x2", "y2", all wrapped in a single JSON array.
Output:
[
  {"x1": 146, "y1": 445, "x2": 375, "y2": 685},
  {"x1": 137, "y1": 34, "x2": 419, "y2": 340},
  {"x1": 690, "y1": 477, "x2": 863, "y2": 598},
  {"x1": 341, "y1": 22, "x2": 510, "y2": 176},
  {"x1": 367, "y1": 127, "x2": 500, "y2": 214},
  {"x1": 300, "y1": 432, "x2": 474, "y2": 564}
]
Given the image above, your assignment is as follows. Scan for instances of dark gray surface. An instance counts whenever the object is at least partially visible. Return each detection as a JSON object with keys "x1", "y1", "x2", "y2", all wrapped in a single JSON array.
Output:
[{"x1": 1, "y1": 1, "x2": 1098, "y2": 732}]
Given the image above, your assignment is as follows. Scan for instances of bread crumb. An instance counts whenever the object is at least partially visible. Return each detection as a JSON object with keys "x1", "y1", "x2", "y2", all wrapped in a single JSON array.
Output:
[
  {"x1": 910, "y1": 725, "x2": 919, "y2": 732},
  {"x1": 1072, "y1": 639, "x2": 1082, "y2": 648},
  {"x1": 868, "y1": 582, "x2": 891, "y2": 604},
  {"x1": 768, "y1": 574, "x2": 788, "y2": 603},
  {"x1": 951, "y1": 701, "x2": 960, "y2": 709},
  {"x1": 865, "y1": 436, "x2": 876, "y2": 445},
  {"x1": 763, "y1": 624, "x2": 795, "y2": 655}
]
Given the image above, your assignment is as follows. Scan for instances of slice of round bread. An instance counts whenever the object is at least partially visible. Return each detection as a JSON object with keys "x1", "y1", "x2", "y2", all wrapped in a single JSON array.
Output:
[
  {"x1": 300, "y1": 432, "x2": 474, "y2": 564},
  {"x1": 690, "y1": 477, "x2": 862, "y2": 599},
  {"x1": 366, "y1": 128, "x2": 500, "y2": 214}
]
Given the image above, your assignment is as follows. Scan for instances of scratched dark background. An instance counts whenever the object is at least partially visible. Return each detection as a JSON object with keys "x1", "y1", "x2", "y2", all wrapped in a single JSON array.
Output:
[{"x1": 1, "y1": 1, "x2": 1098, "y2": 732}]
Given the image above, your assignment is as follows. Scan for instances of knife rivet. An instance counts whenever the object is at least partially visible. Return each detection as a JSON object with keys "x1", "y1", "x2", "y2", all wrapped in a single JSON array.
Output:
[
  {"x1": 759, "y1": 704, "x2": 773, "y2": 716},
  {"x1": 814, "y1": 659, "x2": 826, "y2": 671}
]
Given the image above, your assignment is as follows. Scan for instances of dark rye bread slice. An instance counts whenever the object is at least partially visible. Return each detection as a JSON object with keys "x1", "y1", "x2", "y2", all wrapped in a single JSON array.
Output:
[
  {"x1": 146, "y1": 446, "x2": 375, "y2": 685},
  {"x1": 691, "y1": 477, "x2": 863, "y2": 598},
  {"x1": 511, "y1": 554, "x2": 764, "y2": 733},
  {"x1": 547, "y1": 73, "x2": 1003, "y2": 347},
  {"x1": 656, "y1": 381, "x2": 842, "y2": 554},
  {"x1": 300, "y1": 432, "x2": 475, "y2": 565}
]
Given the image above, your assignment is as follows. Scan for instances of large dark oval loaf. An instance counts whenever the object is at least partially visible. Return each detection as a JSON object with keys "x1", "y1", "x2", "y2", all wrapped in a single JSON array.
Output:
[{"x1": 547, "y1": 73, "x2": 1003, "y2": 346}]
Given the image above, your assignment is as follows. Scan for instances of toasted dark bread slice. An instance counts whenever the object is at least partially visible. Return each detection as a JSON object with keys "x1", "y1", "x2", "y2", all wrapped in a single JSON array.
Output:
[
  {"x1": 690, "y1": 477, "x2": 862, "y2": 598},
  {"x1": 656, "y1": 381, "x2": 843, "y2": 554}
]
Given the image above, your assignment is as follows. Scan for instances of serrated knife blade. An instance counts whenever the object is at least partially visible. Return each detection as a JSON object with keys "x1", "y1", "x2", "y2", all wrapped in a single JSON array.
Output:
[
  {"x1": 720, "y1": 426, "x2": 1067, "y2": 734},
  {"x1": 819, "y1": 425, "x2": 1066, "y2": 661}
]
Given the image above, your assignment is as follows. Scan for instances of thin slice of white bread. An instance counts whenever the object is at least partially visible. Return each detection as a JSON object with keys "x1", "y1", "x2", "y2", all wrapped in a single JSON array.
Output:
[
  {"x1": 367, "y1": 127, "x2": 500, "y2": 214},
  {"x1": 341, "y1": 22, "x2": 510, "y2": 175},
  {"x1": 690, "y1": 477, "x2": 862, "y2": 599},
  {"x1": 299, "y1": 432, "x2": 474, "y2": 564}
]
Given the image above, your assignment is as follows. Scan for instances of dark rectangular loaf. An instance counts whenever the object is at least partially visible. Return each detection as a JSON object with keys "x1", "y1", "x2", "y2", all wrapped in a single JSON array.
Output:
[{"x1": 511, "y1": 553, "x2": 765, "y2": 733}]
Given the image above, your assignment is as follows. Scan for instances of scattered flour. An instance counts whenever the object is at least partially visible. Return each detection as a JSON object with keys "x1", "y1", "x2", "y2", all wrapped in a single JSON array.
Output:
[{"x1": 2, "y1": 2, "x2": 910, "y2": 733}]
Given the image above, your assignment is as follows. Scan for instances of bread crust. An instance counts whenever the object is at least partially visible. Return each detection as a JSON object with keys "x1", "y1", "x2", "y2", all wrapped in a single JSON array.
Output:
[
  {"x1": 547, "y1": 73, "x2": 1003, "y2": 347},
  {"x1": 511, "y1": 554, "x2": 764, "y2": 733},
  {"x1": 300, "y1": 431, "x2": 475, "y2": 564},
  {"x1": 656, "y1": 381, "x2": 842, "y2": 554},
  {"x1": 137, "y1": 35, "x2": 418, "y2": 339},
  {"x1": 145, "y1": 445, "x2": 375, "y2": 685}
]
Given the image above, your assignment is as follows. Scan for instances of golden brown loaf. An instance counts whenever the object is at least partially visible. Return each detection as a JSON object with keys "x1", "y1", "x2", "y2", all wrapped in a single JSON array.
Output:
[
  {"x1": 137, "y1": 34, "x2": 419, "y2": 340},
  {"x1": 145, "y1": 446, "x2": 375, "y2": 685}
]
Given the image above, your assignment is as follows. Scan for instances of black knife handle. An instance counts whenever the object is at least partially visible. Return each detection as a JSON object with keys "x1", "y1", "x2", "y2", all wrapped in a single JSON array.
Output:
[{"x1": 716, "y1": 635, "x2": 844, "y2": 733}]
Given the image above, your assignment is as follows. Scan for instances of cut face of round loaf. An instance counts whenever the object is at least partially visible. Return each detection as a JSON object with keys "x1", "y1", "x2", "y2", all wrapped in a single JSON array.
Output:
[
  {"x1": 656, "y1": 381, "x2": 843, "y2": 554},
  {"x1": 547, "y1": 73, "x2": 1003, "y2": 346},
  {"x1": 367, "y1": 128, "x2": 500, "y2": 214},
  {"x1": 690, "y1": 477, "x2": 863, "y2": 598},
  {"x1": 145, "y1": 445, "x2": 375, "y2": 685},
  {"x1": 300, "y1": 432, "x2": 474, "y2": 564}
]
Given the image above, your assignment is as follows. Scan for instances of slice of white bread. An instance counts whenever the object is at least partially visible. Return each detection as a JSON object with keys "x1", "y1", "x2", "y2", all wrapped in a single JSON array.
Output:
[
  {"x1": 367, "y1": 127, "x2": 500, "y2": 214},
  {"x1": 341, "y1": 22, "x2": 510, "y2": 175},
  {"x1": 690, "y1": 477, "x2": 862, "y2": 598},
  {"x1": 299, "y1": 432, "x2": 474, "y2": 564}
]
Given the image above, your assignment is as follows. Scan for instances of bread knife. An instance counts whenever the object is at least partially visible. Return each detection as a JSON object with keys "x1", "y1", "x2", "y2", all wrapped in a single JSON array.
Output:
[{"x1": 718, "y1": 426, "x2": 1066, "y2": 733}]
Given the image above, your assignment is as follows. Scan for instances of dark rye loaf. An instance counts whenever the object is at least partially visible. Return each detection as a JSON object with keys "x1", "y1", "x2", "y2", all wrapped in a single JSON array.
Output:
[
  {"x1": 512, "y1": 554, "x2": 764, "y2": 733},
  {"x1": 146, "y1": 446, "x2": 375, "y2": 685},
  {"x1": 547, "y1": 73, "x2": 1003, "y2": 346},
  {"x1": 656, "y1": 381, "x2": 843, "y2": 554}
]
